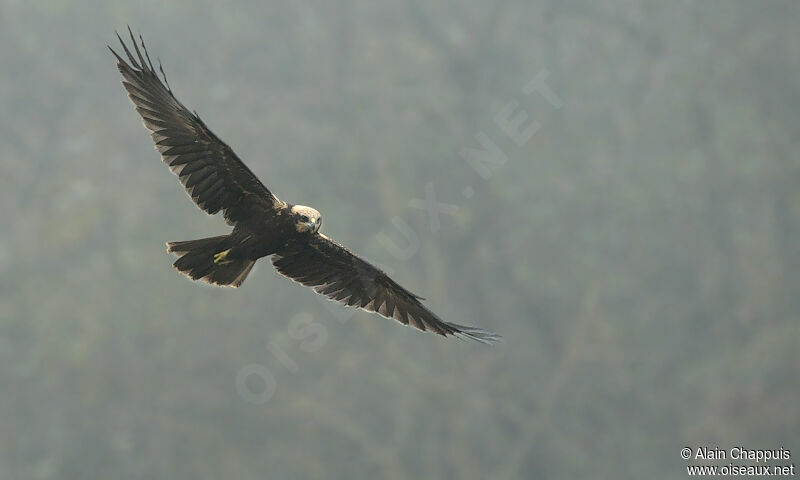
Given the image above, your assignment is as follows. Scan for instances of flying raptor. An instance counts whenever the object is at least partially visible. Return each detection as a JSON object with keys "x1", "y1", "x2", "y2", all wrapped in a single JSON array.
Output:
[{"x1": 110, "y1": 29, "x2": 499, "y2": 344}]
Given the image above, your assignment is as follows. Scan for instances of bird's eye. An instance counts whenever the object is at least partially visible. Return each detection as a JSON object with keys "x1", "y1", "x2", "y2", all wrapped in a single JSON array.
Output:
[{"x1": 300, "y1": 215, "x2": 309, "y2": 222}]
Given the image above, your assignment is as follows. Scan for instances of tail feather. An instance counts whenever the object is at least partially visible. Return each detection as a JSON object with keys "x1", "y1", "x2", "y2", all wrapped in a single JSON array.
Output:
[
  {"x1": 167, "y1": 236, "x2": 227, "y2": 254},
  {"x1": 166, "y1": 236, "x2": 255, "y2": 288}
]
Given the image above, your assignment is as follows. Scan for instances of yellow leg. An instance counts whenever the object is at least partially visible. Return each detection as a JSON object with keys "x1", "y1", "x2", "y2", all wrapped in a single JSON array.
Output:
[{"x1": 213, "y1": 249, "x2": 233, "y2": 265}]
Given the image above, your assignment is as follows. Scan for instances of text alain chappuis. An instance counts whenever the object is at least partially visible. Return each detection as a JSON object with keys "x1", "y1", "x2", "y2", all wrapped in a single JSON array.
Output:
[{"x1": 683, "y1": 447, "x2": 790, "y2": 463}]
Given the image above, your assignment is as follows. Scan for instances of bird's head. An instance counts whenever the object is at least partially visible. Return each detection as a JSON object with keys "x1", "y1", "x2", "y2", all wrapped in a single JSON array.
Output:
[{"x1": 290, "y1": 205, "x2": 322, "y2": 234}]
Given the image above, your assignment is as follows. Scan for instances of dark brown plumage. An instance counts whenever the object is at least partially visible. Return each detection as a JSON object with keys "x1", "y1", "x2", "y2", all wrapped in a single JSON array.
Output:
[{"x1": 110, "y1": 28, "x2": 500, "y2": 343}]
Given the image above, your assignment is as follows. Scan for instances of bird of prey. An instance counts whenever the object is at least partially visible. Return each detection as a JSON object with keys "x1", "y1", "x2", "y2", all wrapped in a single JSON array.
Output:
[{"x1": 109, "y1": 29, "x2": 499, "y2": 344}]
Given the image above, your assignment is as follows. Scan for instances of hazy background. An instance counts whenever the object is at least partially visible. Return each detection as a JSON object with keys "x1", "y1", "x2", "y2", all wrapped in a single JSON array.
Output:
[{"x1": 1, "y1": 1, "x2": 798, "y2": 479}]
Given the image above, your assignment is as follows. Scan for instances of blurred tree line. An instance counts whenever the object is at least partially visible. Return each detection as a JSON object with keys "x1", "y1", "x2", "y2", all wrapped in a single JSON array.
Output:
[{"x1": 0, "y1": 1, "x2": 798, "y2": 479}]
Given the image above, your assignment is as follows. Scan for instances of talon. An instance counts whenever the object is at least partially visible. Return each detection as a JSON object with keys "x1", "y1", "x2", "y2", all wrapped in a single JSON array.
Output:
[{"x1": 213, "y1": 249, "x2": 233, "y2": 265}]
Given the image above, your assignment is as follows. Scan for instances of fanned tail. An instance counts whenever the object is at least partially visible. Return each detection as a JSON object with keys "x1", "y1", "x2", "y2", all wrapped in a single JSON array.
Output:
[{"x1": 166, "y1": 236, "x2": 255, "y2": 287}]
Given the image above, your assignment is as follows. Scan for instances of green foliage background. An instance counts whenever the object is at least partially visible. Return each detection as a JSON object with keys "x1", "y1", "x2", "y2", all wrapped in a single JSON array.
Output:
[{"x1": 0, "y1": 1, "x2": 798, "y2": 479}]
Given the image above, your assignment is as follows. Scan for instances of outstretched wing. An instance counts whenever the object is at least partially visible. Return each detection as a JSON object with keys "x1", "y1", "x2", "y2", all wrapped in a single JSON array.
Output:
[
  {"x1": 272, "y1": 234, "x2": 500, "y2": 344},
  {"x1": 109, "y1": 28, "x2": 285, "y2": 225}
]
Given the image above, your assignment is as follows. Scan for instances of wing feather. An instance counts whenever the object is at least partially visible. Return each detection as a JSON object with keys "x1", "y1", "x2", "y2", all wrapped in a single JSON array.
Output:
[
  {"x1": 110, "y1": 28, "x2": 285, "y2": 224},
  {"x1": 271, "y1": 235, "x2": 500, "y2": 344}
]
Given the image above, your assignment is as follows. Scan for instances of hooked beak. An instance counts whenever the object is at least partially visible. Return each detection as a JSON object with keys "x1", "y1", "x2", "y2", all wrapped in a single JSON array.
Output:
[{"x1": 305, "y1": 218, "x2": 319, "y2": 232}]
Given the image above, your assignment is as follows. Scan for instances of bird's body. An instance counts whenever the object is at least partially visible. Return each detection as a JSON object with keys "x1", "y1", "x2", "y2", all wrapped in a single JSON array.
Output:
[{"x1": 110, "y1": 28, "x2": 499, "y2": 343}]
